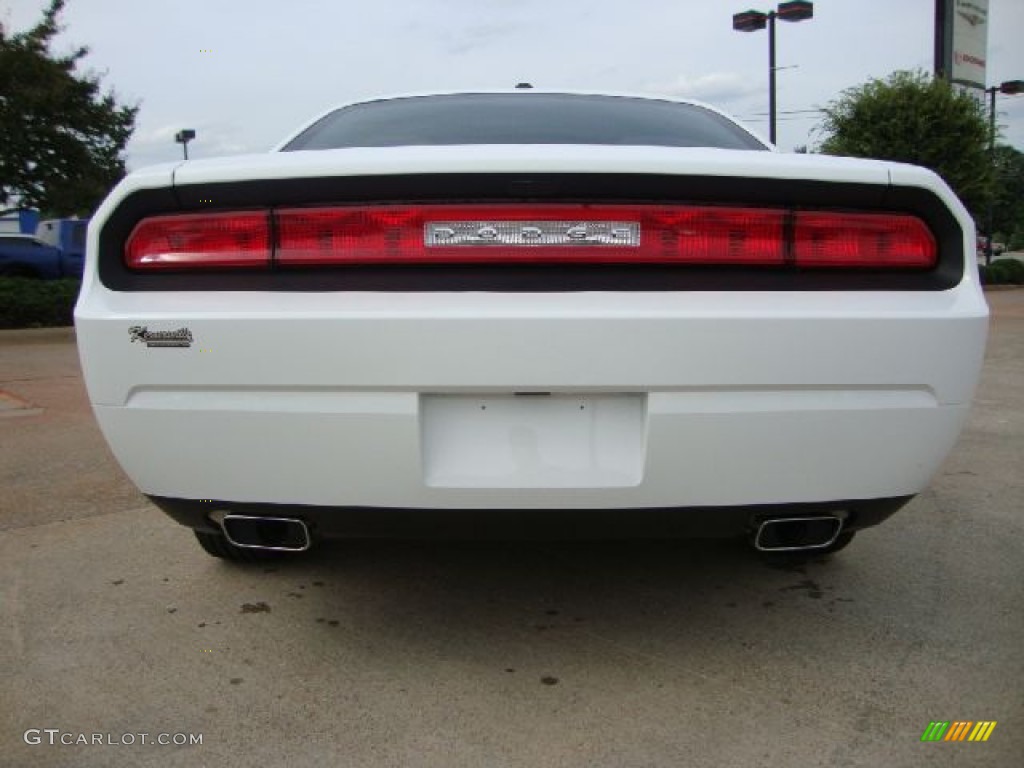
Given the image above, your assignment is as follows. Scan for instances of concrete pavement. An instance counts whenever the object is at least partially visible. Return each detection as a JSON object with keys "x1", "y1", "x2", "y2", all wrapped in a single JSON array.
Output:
[{"x1": 2, "y1": 293, "x2": 1022, "y2": 767}]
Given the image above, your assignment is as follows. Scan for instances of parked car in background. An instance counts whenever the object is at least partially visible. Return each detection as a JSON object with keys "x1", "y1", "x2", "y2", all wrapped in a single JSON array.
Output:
[
  {"x1": 0, "y1": 233, "x2": 65, "y2": 278},
  {"x1": 75, "y1": 91, "x2": 989, "y2": 563},
  {"x1": 976, "y1": 236, "x2": 1008, "y2": 259},
  {"x1": 36, "y1": 219, "x2": 88, "y2": 277},
  {"x1": 0, "y1": 218, "x2": 87, "y2": 279}
]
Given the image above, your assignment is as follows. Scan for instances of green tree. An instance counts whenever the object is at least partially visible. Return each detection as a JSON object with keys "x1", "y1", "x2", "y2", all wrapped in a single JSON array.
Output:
[
  {"x1": 817, "y1": 70, "x2": 991, "y2": 217},
  {"x1": 0, "y1": 0, "x2": 138, "y2": 216},
  {"x1": 991, "y1": 145, "x2": 1024, "y2": 249}
]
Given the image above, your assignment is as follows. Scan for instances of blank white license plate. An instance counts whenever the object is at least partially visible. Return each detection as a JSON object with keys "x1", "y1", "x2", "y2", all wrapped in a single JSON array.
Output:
[{"x1": 421, "y1": 394, "x2": 646, "y2": 489}]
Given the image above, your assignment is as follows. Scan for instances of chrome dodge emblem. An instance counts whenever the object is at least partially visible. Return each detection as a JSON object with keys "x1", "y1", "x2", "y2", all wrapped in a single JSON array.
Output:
[{"x1": 426, "y1": 221, "x2": 640, "y2": 247}]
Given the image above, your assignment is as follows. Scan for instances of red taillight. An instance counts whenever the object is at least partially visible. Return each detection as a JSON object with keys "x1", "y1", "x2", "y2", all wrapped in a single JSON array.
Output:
[
  {"x1": 124, "y1": 205, "x2": 937, "y2": 270},
  {"x1": 126, "y1": 212, "x2": 270, "y2": 269},
  {"x1": 662, "y1": 207, "x2": 785, "y2": 265},
  {"x1": 276, "y1": 207, "x2": 423, "y2": 265},
  {"x1": 275, "y1": 205, "x2": 787, "y2": 265},
  {"x1": 793, "y1": 212, "x2": 937, "y2": 268}
]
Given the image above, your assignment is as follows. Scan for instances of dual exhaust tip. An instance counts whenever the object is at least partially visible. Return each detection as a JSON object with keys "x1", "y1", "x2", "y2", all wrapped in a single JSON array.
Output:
[
  {"x1": 220, "y1": 514, "x2": 311, "y2": 552},
  {"x1": 753, "y1": 515, "x2": 844, "y2": 552},
  {"x1": 214, "y1": 512, "x2": 842, "y2": 554}
]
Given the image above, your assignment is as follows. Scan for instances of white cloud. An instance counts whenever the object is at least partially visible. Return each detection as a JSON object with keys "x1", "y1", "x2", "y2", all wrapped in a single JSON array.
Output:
[
  {"x1": 643, "y1": 72, "x2": 761, "y2": 105},
  {"x1": 126, "y1": 120, "x2": 260, "y2": 170},
  {"x1": 12, "y1": 0, "x2": 1015, "y2": 168},
  {"x1": 443, "y1": 21, "x2": 523, "y2": 56}
]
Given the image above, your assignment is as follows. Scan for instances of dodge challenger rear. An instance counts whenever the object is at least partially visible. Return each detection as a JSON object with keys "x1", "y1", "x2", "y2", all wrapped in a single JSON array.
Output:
[{"x1": 75, "y1": 92, "x2": 989, "y2": 561}]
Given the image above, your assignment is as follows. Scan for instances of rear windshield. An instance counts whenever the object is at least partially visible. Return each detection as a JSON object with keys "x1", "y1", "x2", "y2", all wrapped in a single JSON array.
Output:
[{"x1": 282, "y1": 94, "x2": 766, "y2": 151}]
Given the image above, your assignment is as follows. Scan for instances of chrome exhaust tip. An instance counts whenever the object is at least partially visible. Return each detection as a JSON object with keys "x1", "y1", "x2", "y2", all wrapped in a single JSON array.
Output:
[
  {"x1": 754, "y1": 516, "x2": 843, "y2": 553},
  {"x1": 220, "y1": 515, "x2": 311, "y2": 552}
]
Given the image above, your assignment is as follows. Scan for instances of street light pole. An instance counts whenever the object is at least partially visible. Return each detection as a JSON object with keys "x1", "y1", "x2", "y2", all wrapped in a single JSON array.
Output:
[
  {"x1": 174, "y1": 129, "x2": 196, "y2": 161},
  {"x1": 732, "y1": 2, "x2": 813, "y2": 147},
  {"x1": 768, "y1": 11, "x2": 777, "y2": 145},
  {"x1": 985, "y1": 86, "x2": 997, "y2": 267}
]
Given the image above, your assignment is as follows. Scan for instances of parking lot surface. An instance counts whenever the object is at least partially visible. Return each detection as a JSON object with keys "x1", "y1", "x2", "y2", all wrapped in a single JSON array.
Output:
[{"x1": 2, "y1": 291, "x2": 1022, "y2": 767}]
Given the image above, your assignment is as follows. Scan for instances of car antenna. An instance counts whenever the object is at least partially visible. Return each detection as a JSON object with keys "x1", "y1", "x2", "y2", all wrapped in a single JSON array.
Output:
[{"x1": 515, "y1": 82, "x2": 534, "y2": 89}]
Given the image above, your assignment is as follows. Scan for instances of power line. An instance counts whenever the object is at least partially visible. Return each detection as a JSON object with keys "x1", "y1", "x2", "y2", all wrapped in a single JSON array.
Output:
[
  {"x1": 737, "y1": 108, "x2": 825, "y2": 118},
  {"x1": 738, "y1": 115, "x2": 821, "y2": 124}
]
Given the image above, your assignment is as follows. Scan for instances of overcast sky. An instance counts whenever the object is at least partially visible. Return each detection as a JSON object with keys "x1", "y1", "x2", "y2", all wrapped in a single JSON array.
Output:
[{"x1": 4, "y1": 0, "x2": 1024, "y2": 168}]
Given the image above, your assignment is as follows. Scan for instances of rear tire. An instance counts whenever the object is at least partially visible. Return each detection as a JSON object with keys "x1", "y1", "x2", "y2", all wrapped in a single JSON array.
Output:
[{"x1": 193, "y1": 529, "x2": 283, "y2": 563}]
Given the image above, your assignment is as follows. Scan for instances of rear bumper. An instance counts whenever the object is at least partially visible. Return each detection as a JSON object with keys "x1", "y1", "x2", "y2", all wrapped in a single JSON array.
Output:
[
  {"x1": 94, "y1": 395, "x2": 970, "y2": 509},
  {"x1": 150, "y1": 495, "x2": 914, "y2": 540},
  {"x1": 77, "y1": 289, "x2": 988, "y2": 516}
]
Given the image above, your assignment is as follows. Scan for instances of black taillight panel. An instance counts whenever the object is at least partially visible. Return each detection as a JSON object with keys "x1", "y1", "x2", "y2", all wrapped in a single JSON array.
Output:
[{"x1": 98, "y1": 173, "x2": 964, "y2": 292}]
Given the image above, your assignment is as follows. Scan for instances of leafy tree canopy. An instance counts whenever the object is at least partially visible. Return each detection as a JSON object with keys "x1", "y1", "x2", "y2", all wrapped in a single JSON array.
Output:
[
  {"x1": 0, "y1": 0, "x2": 138, "y2": 216},
  {"x1": 992, "y1": 144, "x2": 1024, "y2": 246},
  {"x1": 817, "y1": 70, "x2": 992, "y2": 217}
]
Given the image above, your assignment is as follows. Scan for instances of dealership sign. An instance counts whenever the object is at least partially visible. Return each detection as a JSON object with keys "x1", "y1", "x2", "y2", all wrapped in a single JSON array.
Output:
[{"x1": 937, "y1": 0, "x2": 988, "y2": 90}]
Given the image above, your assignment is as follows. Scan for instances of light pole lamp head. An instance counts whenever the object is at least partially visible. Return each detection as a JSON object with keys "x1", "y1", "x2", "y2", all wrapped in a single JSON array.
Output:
[
  {"x1": 777, "y1": 1, "x2": 813, "y2": 22},
  {"x1": 999, "y1": 80, "x2": 1024, "y2": 95},
  {"x1": 733, "y1": 10, "x2": 768, "y2": 32},
  {"x1": 175, "y1": 129, "x2": 196, "y2": 144}
]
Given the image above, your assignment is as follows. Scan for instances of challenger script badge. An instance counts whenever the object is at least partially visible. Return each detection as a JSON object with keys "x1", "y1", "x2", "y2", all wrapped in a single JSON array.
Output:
[{"x1": 129, "y1": 326, "x2": 194, "y2": 348}]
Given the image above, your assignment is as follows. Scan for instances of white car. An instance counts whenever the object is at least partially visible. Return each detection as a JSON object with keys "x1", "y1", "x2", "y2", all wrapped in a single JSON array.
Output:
[{"x1": 75, "y1": 91, "x2": 988, "y2": 561}]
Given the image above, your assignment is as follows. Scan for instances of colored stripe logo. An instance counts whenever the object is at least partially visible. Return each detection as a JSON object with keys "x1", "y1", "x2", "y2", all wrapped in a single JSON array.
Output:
[{"x1": 921, "y1": 721, "x2": 997, "y2": 742}]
